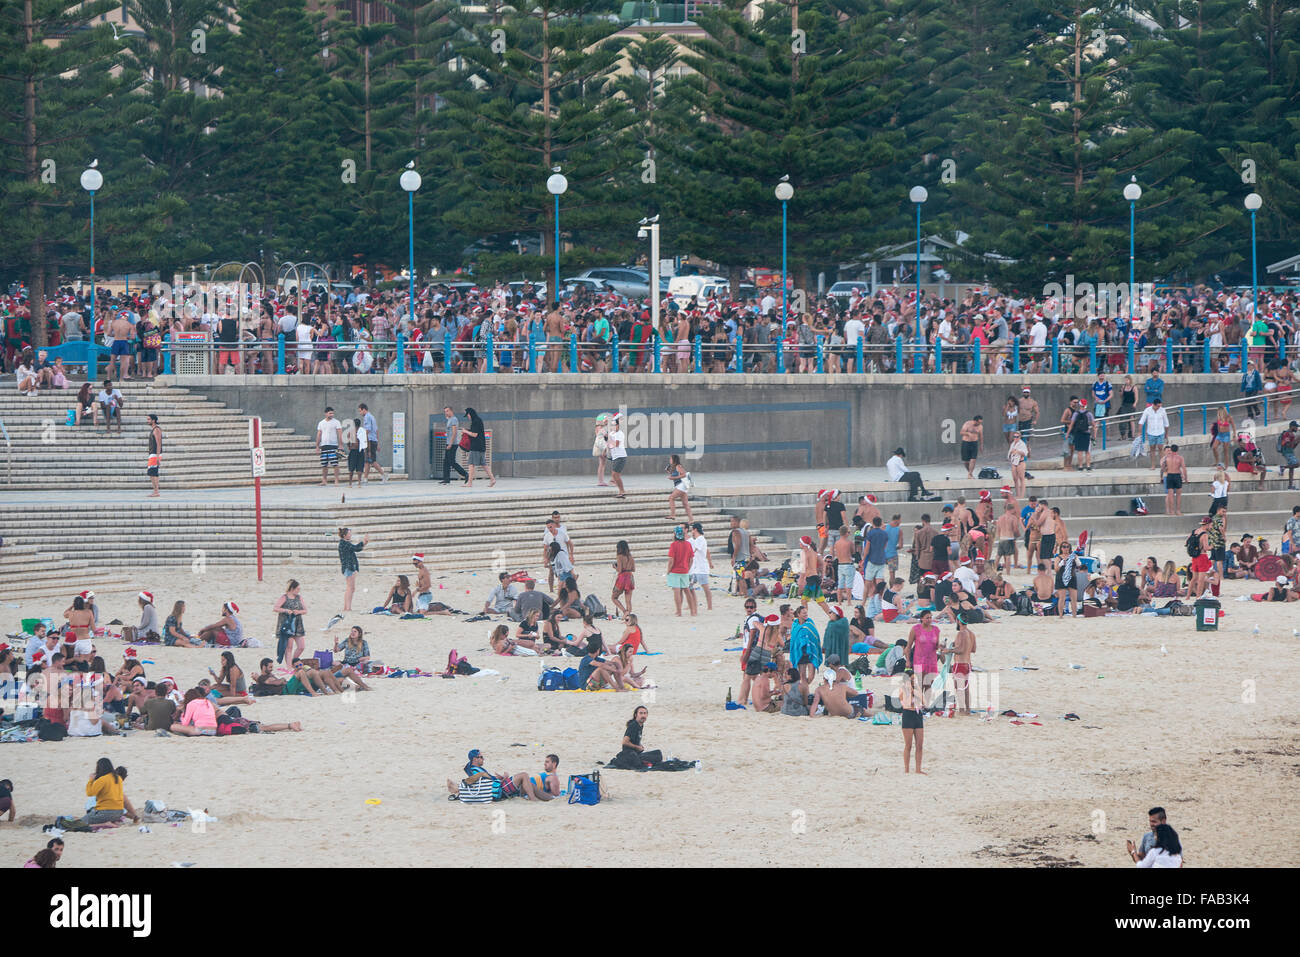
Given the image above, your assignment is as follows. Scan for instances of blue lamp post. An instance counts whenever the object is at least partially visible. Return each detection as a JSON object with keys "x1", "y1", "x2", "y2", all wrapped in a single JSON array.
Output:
[
  {"x1": 400, "y1": 165, "x2": 422, "y2": 330},
  {"x1": 775, "y1": 178, "x2": 794, "y2": 336},
  {"x1": 909, "y1": 185, "x2": 927, "y2": 373},
  {"x1": 1123, "y1": 177, "x2": 1141, "y2": 328},
  {"x1": 547, "y1": 170, "x2": 568, "y2": 303},
  {"x1": 1245, "y1": 192, "x2": 1262, "y2": 325},
  {"x1": 80, "y1": 163, "x2": 103, "y2": 327}
]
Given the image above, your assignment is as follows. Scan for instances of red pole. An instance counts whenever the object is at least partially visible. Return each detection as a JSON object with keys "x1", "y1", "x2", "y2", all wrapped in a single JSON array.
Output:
[{"x1": 252, "y1": 417, "x2": 264, "y2": 582}]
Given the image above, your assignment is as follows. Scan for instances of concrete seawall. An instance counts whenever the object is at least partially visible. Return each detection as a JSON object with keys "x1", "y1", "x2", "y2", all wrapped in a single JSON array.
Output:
[{"x1": 169, "y1": 373, "x2": 1248, "y2": 480}]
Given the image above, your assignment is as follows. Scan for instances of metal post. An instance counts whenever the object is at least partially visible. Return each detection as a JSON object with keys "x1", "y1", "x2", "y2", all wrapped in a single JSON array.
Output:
[
  {"x1": 1128, "y1": 198, "x2": 1136, "y2": 328},
  {"x1": 935, "y1": 337, "x2": 942, "y2": 372},
  {"x1": 569, "y1": 332, "x2": 578, "y2": 373},
  {"x1": 1203, "y1": 339, "x2": 1211, "y2": 374},
  {"x1": 89, "y1": 191, "x2": 96, "y2": 333},
  {"x1": 815, "y1": 335, "x2": 824, "y2": 373},
  {"x1": 554, "y1": 194, "x2": 561, "y2": 309},
  {"x1": 653, "y1": 335, "x2": 661, "y2": 374},
  {"x1": 1127, "y1": 338, "x2": 1135, "y2": 374},
  {"x1": 733, "y1": 335, "x2": 742, "y2": 373},
  {"x1": 1088, "y1": 341, "x2": 1096, "y2": 374},
  {"x1": 1263, "y1": 396, "x2": 1269, "y2": 427},
  {"x1": 1100, "y1": 421, "x2": 1106, "y2": 451},
  {"x1": 528, "y1": 332, "x2": 537, "y2": 373},
  {"x1": 1012, "y1": 335, "x2": 1020, "y2": 375},
  {"x1": 1051, "y1": 339, "x2": 1059, "y2": 374},
  {"x1": 162, "y1": 334, "x2": 171, "y2": 375},
  {"x1": 277, "y1": 334, "x2": 285, "y2": 374},
  {"x1": 485, "y1": 327, "x2": 494, "y2": 373},
  {"x1": 973, "y1": 339, "x2": 981, "y2": 374},
  {"x1": 693, "y1": 334, "x2": 702, "y2": 373},
  {"x1": 611, "y1": 333, "x2": 620, "y2": 373},
  {"x1": 914, "y1": 200, "x2": 922, "y2": 353},
  {"x1": 407, "y1": 191, "x2": 416, "y2": 331},
  {"x1": 649, "y1": 223, "x2": 660, "y2": 337},
  {"x1": 781, "y1": 200, "x2": 788, "y2": 338},
  {"x1": 1165, "y1": 339, "x2": 1173, "y2": 374},
  {"x1": 777, "y1": 337, "x2": 785, "y2": 374},
  {"x1": 1250, "y1": 208, "x2": 1257, "y2": 328},
  {"x1": 856, "y1": 338, "x2": 864, "y2": 375},
  {"x1": 396, "y1": 332, "x2": 406, "y2": 373},
  {"x1": 895, "y1": 336, "x2": 903, "y2": 374}
]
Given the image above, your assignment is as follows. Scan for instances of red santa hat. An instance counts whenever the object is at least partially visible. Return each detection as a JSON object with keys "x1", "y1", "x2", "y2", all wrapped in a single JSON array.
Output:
[
  {"x1": 124, "y1": 648, "x2": 139, "y2": 658},
  {"x1": 224, "y1": 601, "x2": 240, "y2": 615},
  {"x1": 138, "y1": 590, "x2": 153, "y2": 603},
  {"x1": 978, "y1": 490, "x2": 992, "y2": 501},
  {"x1": 799, "y1": 536, "x2": 813, "y2": 547},
  {"x1": 412, "y1": 554, "x2": 425, "y2": 564},
  {"x1": 864, "y1": 494, "x2": 877, "y2": 504},
  {"x1": 79, "y1": 590, "x2": 94, "y2": 600}
]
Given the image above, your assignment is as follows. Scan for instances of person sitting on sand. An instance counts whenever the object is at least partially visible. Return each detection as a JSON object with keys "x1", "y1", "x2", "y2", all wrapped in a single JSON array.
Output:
[
  {"x1": 411, "y1": 555, "x2": 434, "y2": 611},
  {"x1": 491, "y1": 623, "x2": 543, "y2": 656},
  {"x1": 613, "y1": 614, "x2": 647, "y2": 655},
  {"x1": 808, "y1": 655, "x2": 869, "y2": 718},
  {"x1": 383, "y1": 576, "x2": 414, "y2": 615},
  {"x1": 197, "y1": 677, "x2": 254, "y2": 707},
  {"x1": 578, "y1": 630, "x2": 628, "y2": 691},
  {"x1": 541, "y1": 612, "x2": 587, "y2": 656},
  {"x1": 780, "y1": 667, "x2": 810, "y2": 716},
  {"x1": 163, "y1": 600, "x2": 204, "y2": 649},
  {"x1": 519, "y1": 754, "x2": 563, "y2": 801},
  {"x1": 168, "y1": 688, "x2": 221, "y2": 736},
  {"x1": 750, "y1": 661, "x2": 779, "y2": 712},
  {"x1": 209, "y1": 651, "x2": 247, "y2": 698},
  {"x1": 195, "y1": 602, "x2": 243, "y2": 647},
  {"x1": 250, "y1": 658, "x2": 287, "y2": 696},
  {"x1": 83, "y1": 758, "x2": 140, "y2": 825},
  {"x1": 483, "y1": 572, "x2": 520, "y2": 615},
  {"x1": 445, "y1": 749, "x2": 522, "y2": 800},
  {"x1": 614, "y1": 645, "x2": 651, "y2": 690},
  {"x1": 334, "y1": 626, "x2": 374, "y2": 673},
  {"x1": 554, "y1": 578, "x2": 583, "y2": 620}
]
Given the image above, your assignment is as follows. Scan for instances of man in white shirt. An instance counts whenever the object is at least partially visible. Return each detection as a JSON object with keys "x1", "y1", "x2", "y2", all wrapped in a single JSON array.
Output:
[
  {"x1": 607, "y1": 412, "x2": 628, "y2": 499},
  {"x1": 1029, "y1": 315, "x2": 1048, "y2": 353},
  {"x1": 886, "y1": 447, "x2": 934, "y2": 502},
  {"x1": 316, "y1": 406, "x2": 344, "y2": 485},
  {"x1": 954, "y1": 558, "x2": 979, "y2": 596},
  {"x1": 843, "y1": 314, "x2": 866, "y2": 371},
  {"x1": 760, "y1": 292, "x2": 776, "y2": 317},
  {"x1": 96, "y1": 380, "x2": 124, "y2": 436},
  {"x1": 688, "y1": 522, "x2": 713, "y2": 611},
  {"x1": 1137, "y1": 399, "x2": 1170, "y2": 469},
  {"x1": 542, "y1": 516, "x2": 573, "y2": 592}
]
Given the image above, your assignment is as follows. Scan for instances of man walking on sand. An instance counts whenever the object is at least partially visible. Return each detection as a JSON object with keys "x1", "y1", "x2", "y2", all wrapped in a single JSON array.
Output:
[
  {"x1": 316, "y1": 406, "x2": 344, "y2": 486},
  {"x1": 960, "y1": 415, "x2": 984, "y2": 478},
  {"x1": 943, "y1": 618, "x2": 977, "y2": 714},
  {"x1": 995, "y1": 502, "x2": 1020, "y2": 574},
  {"x1": 146, "y1": 413, "x2": 163, "y2": 497},
  {"x1": 688, "y1": 522, "x2": 713, "y2": 612},
  {"x1": 667, "y1": 526, "x2": 697, "y2": 617}
]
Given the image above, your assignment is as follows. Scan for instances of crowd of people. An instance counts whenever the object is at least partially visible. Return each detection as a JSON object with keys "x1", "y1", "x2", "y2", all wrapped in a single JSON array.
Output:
[{"x1": 7, "y1": 281, "x2": 1300, "y2": 381}]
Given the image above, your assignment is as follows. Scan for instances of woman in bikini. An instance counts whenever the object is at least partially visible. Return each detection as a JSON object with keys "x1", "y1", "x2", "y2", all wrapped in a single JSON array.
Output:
[
  {"x1": 666, "y1": 454, "x2": 693, "y2": 522},
  {"x1": 62, "y1": 596, "x2": 95, "y2": 658},
  {"x1": 1210, "y1": 406, "x2": 1235, "y2": 467},
  {"x1": 541, "y1": 611, "x2": 587, "y2": 656},
  {"x1": 490, "y1": 624, "x2": 538, "y2": 656},
  {"x1": 611, "y1": 540, "x2": 636, "y2": 616},
  {"x1": 1152, "y1": 560, "x2": 1183, "y2": 599},
  {"x1": 614, "y1": 645, "x2": 650, "y2": 689},
  {"x1": 383, "y1": 575, "x2": 414, "y2": 615},
  {"x1": 554, "y1": 579, "x2": 583, "y2": 620},
  {"x1": 210, "y1": 651, "x2": 247, "y2": 698}
]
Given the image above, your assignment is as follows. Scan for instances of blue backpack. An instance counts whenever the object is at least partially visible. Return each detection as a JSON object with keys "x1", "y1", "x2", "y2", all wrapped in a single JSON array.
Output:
[
  {"x1": 567, "y1": 774, "x2": 601, "y2": 805},
  {"x1": 538, "y1": 668, "x2": 565, "y2": 692},
  {"x1": 562, "y1": 667, "x2": 582, "y2": 690}
]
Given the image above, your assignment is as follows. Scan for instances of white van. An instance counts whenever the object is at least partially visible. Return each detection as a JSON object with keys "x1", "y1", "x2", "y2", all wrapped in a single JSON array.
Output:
[{"x1": 667, "y1": 275, "x2": 758, "y2": 302}]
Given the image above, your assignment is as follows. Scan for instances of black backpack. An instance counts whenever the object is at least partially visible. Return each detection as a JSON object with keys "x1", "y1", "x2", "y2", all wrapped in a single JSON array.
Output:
[
  {"x1": 978, "y1": 467, "x2": 1001, "y2": 480},
  {"x1": 37, "y1": 718, "x2": 67, "y2": 741},
  {"x1": 1185, "y1": 530, "x2": 1202, "y2": 558},
  {"x1": 1013, "y1": 591, "x2": 1036, "y2": 616}
]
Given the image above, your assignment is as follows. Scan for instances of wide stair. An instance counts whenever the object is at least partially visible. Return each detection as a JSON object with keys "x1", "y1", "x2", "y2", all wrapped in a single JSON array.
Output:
[
  {"x1": 0, "y1": 383, "x2": 364, "y2": 489},
  {"x1": 0, "y1": 489, "x2": 772, "y2": 576},
  {"x1": 708, "y1": 483, "x2": 1300, "y2": 550}
]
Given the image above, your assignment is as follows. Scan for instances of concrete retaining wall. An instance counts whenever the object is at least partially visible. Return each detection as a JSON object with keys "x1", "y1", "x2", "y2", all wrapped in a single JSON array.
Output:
[{"x1": 170, "y1": 373, "x2": 1249, "y2": 481}]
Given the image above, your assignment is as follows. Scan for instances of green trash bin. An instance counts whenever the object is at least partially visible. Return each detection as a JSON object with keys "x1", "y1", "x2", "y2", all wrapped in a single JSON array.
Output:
[{"x1": 1193, "y1": 598, "x2": 1220, "y2": 631}]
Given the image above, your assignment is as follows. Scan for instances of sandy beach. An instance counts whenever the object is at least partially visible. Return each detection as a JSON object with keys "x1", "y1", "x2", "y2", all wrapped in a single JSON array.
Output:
[{"x1": 2, "y1": 533, "x2": 1298, "y2": 868}]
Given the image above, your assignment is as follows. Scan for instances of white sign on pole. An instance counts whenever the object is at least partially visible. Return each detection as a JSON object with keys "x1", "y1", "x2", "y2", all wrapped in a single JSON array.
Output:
[
  {"x1": 251, "y1": 447, "x2": 266, "y2": 477},
  {"x1": 392, "y1": 412, "x2": 406, "y2": 473}
]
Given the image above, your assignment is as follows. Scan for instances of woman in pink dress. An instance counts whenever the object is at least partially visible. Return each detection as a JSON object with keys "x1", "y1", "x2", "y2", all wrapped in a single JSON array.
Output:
[{"x1": 905, "y1": 609, "x2": 941, "y2": 699}]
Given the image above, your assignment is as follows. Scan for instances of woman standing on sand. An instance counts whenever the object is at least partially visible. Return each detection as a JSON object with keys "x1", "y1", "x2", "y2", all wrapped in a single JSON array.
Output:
[
  {"x1": 904, "y1": 609, "x2": 941, "y2": 699},
  {"x1": 611, "y1": 540, "x2": 636, "y2": 615},
  {"x1": 274, "y1": 580, "x2": 308, "y2": 666},
  {"x1": 338, "y1": 527, "x2": 368, "y2": 613},
  {"x1": 593, "y1": 414, "x2": 610, "y2": 487},
  {"x1": 899, "y1": 669, "x2": 926, "y2": 774}
]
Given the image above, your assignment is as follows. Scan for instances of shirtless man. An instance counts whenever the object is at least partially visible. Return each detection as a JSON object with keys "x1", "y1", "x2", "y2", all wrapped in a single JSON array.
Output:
[
  {"x1": 797, "y1": 535, "x2": 819, "y2": 595},
  {"x1": 960, "y1": 416, "x2": 984, "y2": 478},
  {"x1": 258, "y1": 311, "x2": 277, "y2": 375},
  {"x1": 995, "y1": 503, "x2": 1021, "y2": 575},
  {"x1": 109, "y1": 312, "x2": 134, "y2": 380},
  {"x1": 1050, "y1": 507, "x2": 1069, "y2": 556},
  {"x1": 833, "y1": 526, "x2": 855, "y2": 603},
  {"x1": 1016, "y1": 387, "x2": 1040, "y2": 448},
  {"x1": 1032, "y1": 563, "x2": 1055, "y2": 602},
  {"x1": 951, "y1": 497, "x2": 976, "y2": 539},
  {"x1": 751, "y1": 661, "x2": 779, "y2": 712},
  {"x1": 412, "y1": 555, "x2": 434, "y2": 611},
  {"x1": 807, "y1": 655, "x2": 859, "y2": 718},
  {"x1": 1160, "y1": 443, "x2": 1188, "y2": 516},
  {"x1": 513, "y1": 753, "x2": 562, "y2": 801},
  {"x1": 943, "y1": 620, "x2": 977, "y2": 714},
  {"x1": 1060, "y1": 397, "x2": 1079, "y2": 470},
  {"x1": 975, "y1": 492, "x2": 994, "y2": 529},
  {"x1": 543, "y1": 303, "x2": 566, "y2": 372},
  {"x1": 856, "y1": 493, "x2": 882, "y2": 528}
]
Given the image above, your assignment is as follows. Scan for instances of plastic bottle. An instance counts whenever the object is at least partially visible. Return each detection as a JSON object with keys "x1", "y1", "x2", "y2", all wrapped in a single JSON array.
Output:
[{"x1": 854, "y1": 673, "x2": 863, "y2": 691}]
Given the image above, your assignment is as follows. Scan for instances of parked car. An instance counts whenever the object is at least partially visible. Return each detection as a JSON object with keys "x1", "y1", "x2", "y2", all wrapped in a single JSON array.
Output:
[
  {"x1": 561, "y1": 277, "x2": 616, "y2": 296},
  {"x1": 667, "y1": 275, "x2": 757, "y2": 301},
  {"x1": 507, "y1": 280, "x2": 547, "y2": 300},
  {"x1": 827, "y1": 280, "x2": 870, "y2": 300},
  {"x1": 573, "y1": 267, "x2": 667, "y2": 299}
]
